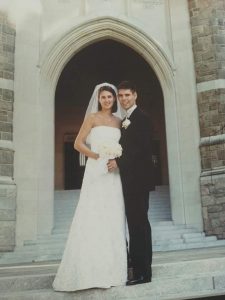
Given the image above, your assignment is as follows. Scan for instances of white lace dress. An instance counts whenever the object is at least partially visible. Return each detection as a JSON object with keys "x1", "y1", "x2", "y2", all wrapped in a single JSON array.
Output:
[{"x1": 53, "y1": 126, "x2": 127, "y2": 292}]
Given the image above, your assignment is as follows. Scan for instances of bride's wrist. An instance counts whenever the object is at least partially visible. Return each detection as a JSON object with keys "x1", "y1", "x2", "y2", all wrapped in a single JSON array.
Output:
[{"x1": 94, "y1": 153, "x2": 99, "y2": 160}]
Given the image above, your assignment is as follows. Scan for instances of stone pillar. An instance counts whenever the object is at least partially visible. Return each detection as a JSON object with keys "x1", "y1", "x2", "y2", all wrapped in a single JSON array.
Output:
[
  {"x1": 188, "y1": 0, "x2": 225, "y2": 239},
  {"x1": 0, "y1": 11, "x2": 16, "y2": 251}
]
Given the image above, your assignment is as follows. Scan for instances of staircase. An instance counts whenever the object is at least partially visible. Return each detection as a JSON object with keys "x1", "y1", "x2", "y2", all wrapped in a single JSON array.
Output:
[
  {"x1": 0, "y1": 186, "x2": 225, "y2": 265},
  {"x1": 149, "y1": 185, "x2": 172, "y2": 222},
  {"x1": 0, "y1": 249, "x2": 225, "y2": 299}
]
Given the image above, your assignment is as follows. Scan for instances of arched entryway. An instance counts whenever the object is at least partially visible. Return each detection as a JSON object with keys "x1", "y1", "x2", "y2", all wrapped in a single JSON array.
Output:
[
  {"x1": 55, "y1": 39, "x2": 168, "y2": 191},
  {"x1": 32, "y1": 17, "x2": 202, "y2": 245}
]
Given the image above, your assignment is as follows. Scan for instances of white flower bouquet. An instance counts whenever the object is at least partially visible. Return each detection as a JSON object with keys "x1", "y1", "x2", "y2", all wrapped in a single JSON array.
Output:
[{"x1": 97, "y1": 141, "x2": 123, "y2": 159}]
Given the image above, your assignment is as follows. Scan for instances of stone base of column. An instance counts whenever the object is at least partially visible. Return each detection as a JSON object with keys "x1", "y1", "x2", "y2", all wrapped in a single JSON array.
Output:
[
  {"x1": 0, "y1": 182, "x2": 16, "y2": 252},
  {"x1": 200, "y1": 171, "x2": 225, "y2": 239}
]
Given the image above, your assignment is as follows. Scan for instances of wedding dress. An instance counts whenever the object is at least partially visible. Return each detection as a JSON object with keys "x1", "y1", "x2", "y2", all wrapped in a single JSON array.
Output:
[{"x1": 53, "y1": 126, "x2": 127, "y2": 292}]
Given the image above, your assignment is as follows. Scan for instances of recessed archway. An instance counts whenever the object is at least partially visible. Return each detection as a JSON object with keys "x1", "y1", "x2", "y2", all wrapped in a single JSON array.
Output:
[
  {"x1": 34, "y1": 17, "x2": 202, "y2": 241},
  {"x1": 55, "y1": 39, "x2": 169, "y2": 191}
]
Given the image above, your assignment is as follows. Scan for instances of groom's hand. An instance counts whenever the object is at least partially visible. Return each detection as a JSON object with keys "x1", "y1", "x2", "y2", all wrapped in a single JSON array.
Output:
[{"x1": 107, "y1": 159, "x2": 118, "y2": 172}]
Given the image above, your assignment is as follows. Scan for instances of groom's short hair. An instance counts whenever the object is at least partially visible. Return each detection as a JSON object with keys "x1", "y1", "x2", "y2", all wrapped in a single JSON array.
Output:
[{"x1": 117, "y1": 80, "x2": 137, "y2": 93}]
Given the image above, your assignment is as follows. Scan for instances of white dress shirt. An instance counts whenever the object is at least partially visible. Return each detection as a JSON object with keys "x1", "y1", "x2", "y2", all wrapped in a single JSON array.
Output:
[{"x1": 126, "y1": 104, "x2": 137, "y2": 118}]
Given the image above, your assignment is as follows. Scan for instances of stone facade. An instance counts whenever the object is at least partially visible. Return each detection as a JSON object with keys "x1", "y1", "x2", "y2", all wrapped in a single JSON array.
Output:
[
  {"x1": 13, "y1": 0, "x2": 202, "y2": 248},
  {"x1": 189, "y1": 0, "x2": 225, "y2": 83},
  {"x1": 198, "y1": 89, "x2": 225, "y2": 138},
  {"x1": 201, "y1": 175, "x2": 225, "y2": 239},
  {"x1": 0, "y1": 11, "x2": 15, "y2": 80},
  {"x1": 0, "y1": 0, "x2": 223, "y2": 253},
  {"x1": 188, "y1": 0, "x2": 225, "y2": 238},
  {"x1": 0, "y1": 88, "x2": 13, "y2": 141},
  {"x1": 0, "y1": 11, "x2": 16, "y2": 251}
]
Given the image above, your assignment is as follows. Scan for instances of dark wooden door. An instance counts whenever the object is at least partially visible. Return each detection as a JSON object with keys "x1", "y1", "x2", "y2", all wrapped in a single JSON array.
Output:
[
  {"x1": 64, "y1": 142, "x2": 85, "y2": 189},
  {"x1": 152, "y1": 139, "x2": 162, "y2": 186}
]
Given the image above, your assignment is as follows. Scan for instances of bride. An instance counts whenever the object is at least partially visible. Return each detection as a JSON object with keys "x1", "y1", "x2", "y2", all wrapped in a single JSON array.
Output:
[{"x1": 53, "y1": 83, "x2": 127, "y2": 292}]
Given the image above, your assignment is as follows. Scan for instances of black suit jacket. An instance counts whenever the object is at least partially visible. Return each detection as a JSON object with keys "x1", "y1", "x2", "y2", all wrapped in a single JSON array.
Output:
[{"x1": 117, "y1": 107, "x2": 154, "y2": 196}]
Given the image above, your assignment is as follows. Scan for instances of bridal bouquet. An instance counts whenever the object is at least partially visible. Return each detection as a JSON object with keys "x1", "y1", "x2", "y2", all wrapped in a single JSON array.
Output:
[{"x1": 97, "y1": 141, "x2": 123, "y2": 159}]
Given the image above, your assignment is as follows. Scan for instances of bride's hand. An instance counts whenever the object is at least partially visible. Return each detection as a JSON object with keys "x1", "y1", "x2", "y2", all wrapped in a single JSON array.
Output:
[{"x1": 107, "y1": 159, "x2": 118, "y2": 172}]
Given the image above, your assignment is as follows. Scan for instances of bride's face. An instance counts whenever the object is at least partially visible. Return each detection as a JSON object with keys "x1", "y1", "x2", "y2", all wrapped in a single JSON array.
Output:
[{"x1": 98, "y1": 90, "x2": 115, "y2": 111}]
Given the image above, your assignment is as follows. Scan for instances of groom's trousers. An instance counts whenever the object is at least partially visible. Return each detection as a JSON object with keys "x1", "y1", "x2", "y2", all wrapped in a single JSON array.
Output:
[{"x1": 123, "y1": 185, "x2": 152, "y2": 279}]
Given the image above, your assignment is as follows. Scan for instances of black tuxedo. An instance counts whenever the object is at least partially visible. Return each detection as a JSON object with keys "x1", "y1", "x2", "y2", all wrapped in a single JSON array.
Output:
[{"x1": 117, "y1": 107, "x2": 154, "y2": 279}]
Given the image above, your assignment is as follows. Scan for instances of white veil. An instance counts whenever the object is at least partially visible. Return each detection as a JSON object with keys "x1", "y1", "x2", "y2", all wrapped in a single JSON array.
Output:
[
  {"x1": 84, "y1": 82, "x2": 123, "y2": 119},
  {"x1": 80, "y1": 82, "x2": 123, "y2": 163}
]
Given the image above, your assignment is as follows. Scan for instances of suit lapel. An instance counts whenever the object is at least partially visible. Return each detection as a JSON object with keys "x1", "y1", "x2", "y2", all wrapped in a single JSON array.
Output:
[{"x1": 129, "y1": 106, "x2": 139, "y2": 122}]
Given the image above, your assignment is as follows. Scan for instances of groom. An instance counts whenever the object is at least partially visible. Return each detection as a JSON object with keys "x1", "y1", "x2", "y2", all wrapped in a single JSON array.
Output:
[{"x1": 108, "y1": 80, "x2": 154, "y2": 285}]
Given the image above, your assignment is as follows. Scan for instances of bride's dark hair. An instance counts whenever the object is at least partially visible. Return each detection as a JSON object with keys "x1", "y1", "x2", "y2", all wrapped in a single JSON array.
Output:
[{"x1": 98, "y1": 86, "x2": 118, "y2": 113}]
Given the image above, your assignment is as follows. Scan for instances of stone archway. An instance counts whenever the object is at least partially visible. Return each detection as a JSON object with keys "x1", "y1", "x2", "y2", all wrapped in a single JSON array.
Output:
[
  {"x1": 35, "y1": 17, "x2": 202, "y2": 241},
  {"x1": 54, "y1": 39, "x2": 168, "y2": 190}
]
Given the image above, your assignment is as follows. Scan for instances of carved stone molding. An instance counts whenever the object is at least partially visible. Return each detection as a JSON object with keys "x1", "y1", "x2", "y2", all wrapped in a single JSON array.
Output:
[
  {"x1": 200, "y1": 133, "x2": 225, "y2": 147},
  {"x1": 40, "y1": 17, "x2": 175, "y2": 93}
]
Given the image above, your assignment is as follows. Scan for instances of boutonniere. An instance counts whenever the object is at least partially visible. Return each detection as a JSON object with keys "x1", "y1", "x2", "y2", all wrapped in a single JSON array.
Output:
[{"x1": 122, "y1": 118, "x2": 131, "y2": 129}]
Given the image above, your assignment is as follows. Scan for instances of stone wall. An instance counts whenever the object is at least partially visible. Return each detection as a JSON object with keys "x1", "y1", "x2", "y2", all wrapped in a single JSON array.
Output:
[
  {"x1": 188, "y1": 0, "x2": 225, "y2": 238},
  {"x1": 201, "y1": 174, "x2": 225, "y2": 239},
  {"x1": 189, "y1": 0, "x2": 225, "y2": 83},
  {"x1": 0, "y1": 11, "x2": 16, "y2": 251}
]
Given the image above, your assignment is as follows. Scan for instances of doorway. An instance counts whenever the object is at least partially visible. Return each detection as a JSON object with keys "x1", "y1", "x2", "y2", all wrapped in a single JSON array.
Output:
[{"x1": 55, "y1": 39, "x2": 168, "y2": 190}]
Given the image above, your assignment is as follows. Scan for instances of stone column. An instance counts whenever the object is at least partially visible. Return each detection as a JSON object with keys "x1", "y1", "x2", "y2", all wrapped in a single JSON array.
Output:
[
  {"x1": 0, "y1": 11, "x2": 16, "y2": 251},
  {"x1": 188, "y1": 0, "x2": 225, "y2": 239}
]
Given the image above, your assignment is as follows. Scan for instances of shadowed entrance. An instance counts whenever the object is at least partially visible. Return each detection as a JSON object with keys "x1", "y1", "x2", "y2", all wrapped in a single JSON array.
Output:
[{"x1": 55, "y1": 39, "x2": 168, "y2": 190}]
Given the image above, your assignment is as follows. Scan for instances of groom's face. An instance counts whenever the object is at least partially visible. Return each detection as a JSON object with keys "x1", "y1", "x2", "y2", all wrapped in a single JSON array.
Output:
[{"x1": 118, "y1": 89, "x2": 137, "y2": 111}]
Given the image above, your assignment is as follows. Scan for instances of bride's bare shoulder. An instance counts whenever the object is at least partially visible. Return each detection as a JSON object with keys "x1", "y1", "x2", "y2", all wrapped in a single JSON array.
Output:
[
  {"x1": 88, "y1": 112, "x2": 100, "y2": 119},
  {"x1": 85, "y1": 113, "x2": 97, "y2": 121},
  {"x1": 82, "y1": 113, "x2": 96, "y2": 128},
  {"x1": 84, "y1": 113, "x2": 102, "y2": 128}
]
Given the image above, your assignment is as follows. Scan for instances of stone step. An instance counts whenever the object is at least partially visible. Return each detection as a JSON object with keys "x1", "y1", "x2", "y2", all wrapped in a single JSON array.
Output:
[
  {"x1": 58, "y1": 202, "x2": 170, "y2": 208},
  {"x1": 183, "y1": 236, "x2": 217, "y2": 243},
  {"x1": 0, "y1": 256, "x2": 225, "y2": 299},
  {"x1": 24, "y1": 238, "x2": 67, "y2": 246},
  {"x1": 23, "y1": 232, "x2": 216, "y2": 249},
  {"x1": 0, "y1": 277, "x2": 221, "y2": 300},
  {"x1": 153, "y1": 238, "x2": 184, "y2": 246},
  {"x1": 2, "y1": 238, "x2": 224, "y2": 266},
  {"x1": 152, "y1": 221, "x2": 174, "y2": 226},
  {"x1": 52, "y1": 226, "x2": 71, "y2": 232},
  {"x1": 3, "y1": 183, "x2": 225, "y2": 266},
  {"x1": 52, "y1": 229, "x2": 70, "y2": 234},
  {"x1": 150, "y1": 199, "x2": 170, "y2": 202},
  {"x1": 150, "y1": 196, "x2": 170, "y2": 200},
  {"x1": 182, "y1": 232, "x2": 205, "y2": 238},
  {"x1": 54, "y1": 213, "x2": 172, "y2": 224},
  {"x1": 153, "y1": 228, "x2": 199, "y2": 235},
  {"x1": 152, "y1": 219, "x2": 172, "y2": 223},
  {"x1": 150, "y1": 204, "x2": 170, "y2": 208},
  {"x1": 13, "y1": 244, "x2": 66, "y2": 252},
  {"x1": 151, "y1": 216, "x2": 171, "y2": 220},
  {"x1": 51, "y1": 229, "x2": 190, "y2": 238},
  {"x1": 20, "y1": 234, "x2": 214, "y2": 251},
  {"x1": 161, "y1": 290, "x2": 225, "y2": 300},
  {"x1": 154, "y1": 240, "x2": 225, "y2": 252},
  {"x1": 1, "y1": 288, "x2": 225, "y2": 300},
  {"x1": 152, "y1": 224, "x2": 196, "y2": 230},
  {"x1": 0, "y1": 254, "x2": 62, "y2": 265},
  {"x1": 1, "y1": 250, "x2": 64, "y2": 260},
  {"x1": 149, "y1": 208, "x2": 171, "y2": 212},
  {"x1": 150, "y1": 208, "x2": 171, "y2": 212},
  {"x1": 150, "y1": 195, "x2": 170, "y2": 199},
  {"x1": 52, "y1": 223, "x2": 72, "y2": 228},
  {"x1": 2, "y1": 239, "x2": 224, "y2": 265}
]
